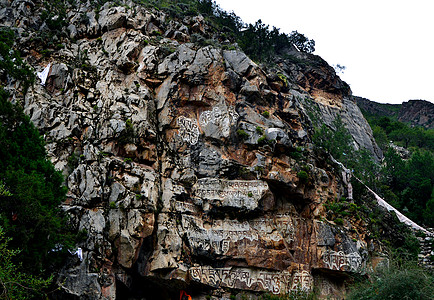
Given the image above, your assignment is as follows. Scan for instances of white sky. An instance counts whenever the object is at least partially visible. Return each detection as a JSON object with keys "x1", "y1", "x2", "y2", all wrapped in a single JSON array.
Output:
[{"x1": 214, "y1": 0, "x2": 434, "y2": 104}]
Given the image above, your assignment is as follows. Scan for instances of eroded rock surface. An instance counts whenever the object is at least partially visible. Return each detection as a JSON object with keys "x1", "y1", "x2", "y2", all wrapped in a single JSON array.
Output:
[{"x1": 2, "y1": 1, "x2": 397, "y2": 299}]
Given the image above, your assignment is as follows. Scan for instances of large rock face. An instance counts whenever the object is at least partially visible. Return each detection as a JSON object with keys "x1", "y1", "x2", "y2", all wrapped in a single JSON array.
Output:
[
  {"x1": 2, "y1": 1, "x2": 394, "y2": 299},
  {"x1": 399, "y1": 100, "x2": 434, "y2": 129},
  {"x1": 355, "y1": 97, "x2": 434, "y2": 129},
  {"x1": 277, "y1": 53, "x2": 382, "y2": 161}
]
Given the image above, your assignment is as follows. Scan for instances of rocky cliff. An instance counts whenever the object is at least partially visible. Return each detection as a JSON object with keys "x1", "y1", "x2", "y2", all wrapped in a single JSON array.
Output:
[
  {"x1": 355, "y1": 97, "x2": 434, "y2": 129},
  {"x1": 1, "y1": 0, "x2": 411, "y2": 299},
  {"x1": 399, "y1": 100, "x2": 434, "y2": 129}
]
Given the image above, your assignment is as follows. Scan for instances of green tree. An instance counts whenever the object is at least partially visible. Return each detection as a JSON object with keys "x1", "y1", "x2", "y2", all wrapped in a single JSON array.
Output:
[
  {"x1": 371, "y1": 125, "x2": 388, "y2": 150},
  {"x1": 0, "y1": 227, "x2": 52, "y2": 299},
  {"x1": 0, "y1": 88, "x2": 74, "y2": 275},
  {"x1": 313, "y1": 115, "x2": 354, "y2": 165},
  {"x1": 0, "y1": 23, "x2": 74, "y2": 278},
  {"x1": 288, "y1": 30, "x2": 315, "y2": 53},
  {"x1": 238, "y1": 19, "x2": 274, "y2": 62},
  {"x1": 423, "y1": 189, "x2": 434, "y2": 227},
  {"x1": 353, "y1": 148, "x2": 379, "y2": 190},
  {"x1": 379, "y1": 148, "x2": 434, "y2": 225},
  {"x1": 0, "y1": 28, "x2": 34, "y2": 93}
]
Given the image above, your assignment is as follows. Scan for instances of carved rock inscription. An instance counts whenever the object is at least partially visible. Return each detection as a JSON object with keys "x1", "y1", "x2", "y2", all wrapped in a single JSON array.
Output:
[
  {"x1": 177, "y1": 116, "x2": 200, "y2": 145},
  {"x1": 322, "y1": 250, "x2": 362, "y2": 272},
  {"x1": 192, "y1": 179, "x2": 269, "y2": 211},
  {"x1": 291, "y1": 271, "x2": 313, "y2": 291},
  {"x1": 199, "y1": 106, "x2": 239, "y2": 137},
  {"x1": 190, "y1": 266, "x2": 313, "y2": 294},
  {"x1": 180, "y1": 214, "x2": 294, "y2": 256}
]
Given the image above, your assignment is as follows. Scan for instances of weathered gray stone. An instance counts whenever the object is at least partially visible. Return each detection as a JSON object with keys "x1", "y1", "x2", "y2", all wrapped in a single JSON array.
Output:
[
  {"x1": 223, "y1": 50, "x2": 255, "y2": 76},
  {"x1": 99, "y1": 6, "x2": 127, "y2": 32},
  {"x1": 265, "y1": 128, "x2": 292, "y2": 147}
]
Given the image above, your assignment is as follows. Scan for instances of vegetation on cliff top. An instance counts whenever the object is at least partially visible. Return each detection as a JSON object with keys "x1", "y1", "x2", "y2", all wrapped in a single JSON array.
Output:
[
  {"x1": 37, "y1": 0, "x2": 314, "y2": 63},
  {"x1": 144, "y1": 0, "x2": 315, "y2": 61}
]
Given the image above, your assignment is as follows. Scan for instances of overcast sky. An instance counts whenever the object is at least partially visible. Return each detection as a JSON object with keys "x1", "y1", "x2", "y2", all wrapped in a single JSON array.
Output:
[{"x1": 214, "y1": 0, "x2": 434, "y2": 104}]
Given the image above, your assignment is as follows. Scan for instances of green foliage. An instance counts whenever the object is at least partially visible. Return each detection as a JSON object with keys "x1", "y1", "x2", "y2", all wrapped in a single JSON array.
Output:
[
  {"x1": 334, "y1": 218, "x2": 343, "y2": 225},
  {"x1": 352, "y1": 148, "x2": 379, "y2": 190},
  {"x1": 237, "y1": 129, "x2": 249, "y2": 140},
  {"x1": 0, "y1": 182, "x2": 12, "y2": 197},
  {"x1": 371, "y1": 125, "x2": 388, "y2": 150},
  {"x1": 41, "y1": 0, "x2": 67, "y2": 30},
  {"x1": 0, "y1": 32, "x2": 74, "y2": 279},
  {"x1": 262, "y1": 111, "x2": 270, "y2": 118},
  {"x1": 287, "y1": 30, "x2": 315, "y2": 53},
  {"x1": 139, "y1": 0, "x2": 314, "y2": 63},
  {"x1": 364, "y1": 115, "x2": 434, "y2": 228},
  {"x1": 119, "y1": 119, "x2": 135, "y2": 145},
  {"x1": 364, "y1": 115, "x2": 434, "y2": 151},
  {"x1": 313, "y1": 115, "x2": 354, "y2": 165},
  {"x1": 257, "y1": 135, "x2": 267, "y2": 145},
  {"x1": 313, "y1": 115, "x2": 380, "y2": 188},
  {"x1": 237, "y1": 21, "x2": 315, "y2": 62},
  {"x1": 256, "y1": 126, "x2": 264, "y2": 134},
  {"x1": 297, "y1": 170, "x2": 309, "y2": 183},
  {"x1": 302, "y1": 97, "x2": 322, "y2": 126},
  {"x1": 0, "y1": 90, "x2": 74, "y2": 274},
  {"x1": 325, "y1": 198, "x2": 361, "y2": 222},
  {"x1": 289, "y1": 147, "x2": 303, "y2": 160},
  {"x1": 0, "y1": 227, "x2": 52, "y2": 299},
  {"x1": 378, "y1": 147, "x2": 434, "y2": 226},
  {"x1": 347, "y1": 261, "x2": 433, "y2": 300},
  {"x1": 0, "y1": 28, "x2": 35, "y2": 92},
  {"x1": 277, "y1": 73, "x2": 288, "y2": 87}
]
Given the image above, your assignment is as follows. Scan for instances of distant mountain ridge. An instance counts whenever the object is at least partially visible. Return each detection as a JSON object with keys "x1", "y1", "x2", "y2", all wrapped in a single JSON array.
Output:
[{"x1": 355, "y1": 97, "x2": 434, "y2": 129}]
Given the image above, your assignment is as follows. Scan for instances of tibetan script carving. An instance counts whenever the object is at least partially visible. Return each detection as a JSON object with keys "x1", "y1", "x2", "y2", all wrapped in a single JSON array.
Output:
[
  {"x1": 199, "y1": 106, "x2": 239, "y2": 137},
  {"x1": 323, "y1": 250, "x2": 362, "y2": 272},
  {"x1": 177, "y1": 116, "x2": 199, "y2": 145},
  {"x1": 189, "y1": 266, "x2": 313, "y2": 295},
  {"x1": 193, "y1": 179, "x2": 269, "y2": 210}
]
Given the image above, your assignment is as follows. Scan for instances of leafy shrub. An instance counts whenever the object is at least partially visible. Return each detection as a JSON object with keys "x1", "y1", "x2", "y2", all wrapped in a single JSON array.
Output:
[
  {"x1": 277, "y1": 73, "x2": 288, "y2": 87},
  {"x1": 257, "y1": 135, "x2": 267, "y2": 145},
  {"x1": 347, "y1": 262, "x2": 434, "y2": 300},
  {"x1": 0, "y1": 90, "x2": 74, "y2": 274},
  {"x1": 237, "y1": 129, "x2": 249, "y2": 140},
  {"x1": 262, "y1": 111, "x2": 270, "y2": 118},
  {"x1": 297, "y1": 170, "x2": 309, "y2": 183},
  {"x1": 119, "y1": 119, "x2": 135, "y2": 145},
  {"x1": 334, "y1": 218, "x2": 343, "y2": 225}
]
